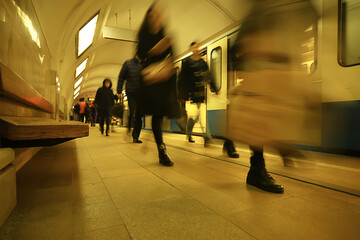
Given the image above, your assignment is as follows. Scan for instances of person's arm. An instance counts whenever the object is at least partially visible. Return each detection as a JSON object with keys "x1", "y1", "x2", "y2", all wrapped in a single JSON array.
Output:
[
  {"x1": 113, "y1": 92, "x2": 118, "y2": 101},
  {"x1": 94, "y1": 88, "x2": 101, "y2": 106},
  {"x1": 148, "y1": 36, "x2": 172, "y2": 57},
  {"x1": 117, "y1": 61, "x2": 128, "y2": 95}
]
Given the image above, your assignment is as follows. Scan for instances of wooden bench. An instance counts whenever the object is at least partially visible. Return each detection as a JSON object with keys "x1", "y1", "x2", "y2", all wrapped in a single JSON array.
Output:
[
  {"x1": 0, "y1": 61, "x2": 88, "y2": 148},
  {"x1": 0, "y1": 116, "x2": 89, "y2": 148}
]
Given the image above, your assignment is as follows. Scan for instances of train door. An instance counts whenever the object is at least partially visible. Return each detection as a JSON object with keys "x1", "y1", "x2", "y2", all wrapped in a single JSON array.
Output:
[{"x1": 206, "y1": 37, "x2": 228, "y2": 136}]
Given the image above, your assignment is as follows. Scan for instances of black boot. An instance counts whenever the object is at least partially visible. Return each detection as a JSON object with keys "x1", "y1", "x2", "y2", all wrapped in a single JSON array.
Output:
[
  {"x1": 158, "y1": 143, "x2": 174, "y2": 166},
  {"x1": 133, "y1": 138, "x2": 143, "y2": 143},
  {"x1": 187, "y1": 136, "x2": 195, "y2": 143},
  {"x1": 247, "y1": 156, "x2": 284, "y2": 193},
  {"x1": 223, "y1": 140, "x2": 239, "y2": 158}
]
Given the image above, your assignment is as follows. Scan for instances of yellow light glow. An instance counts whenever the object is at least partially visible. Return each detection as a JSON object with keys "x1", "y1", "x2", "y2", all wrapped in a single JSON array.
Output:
[
  {"x1": 75, "y1": 58, "x2": 88, "y2": 78},
  {"x1": 38, "y1": 53, "x2": 45, "y2": 63},
  {"x1": 74, "y1": 76, "x2": 83, "y2": 89},
  {"x1": 12, "y1": 0, "x2": 41, "y2": 48},
  {"x1": 305, "y1": 25, "x2": 313, "y2": 32},
  {"x1": 77, "y1": 15, "x2": 98, "y2": 56}
]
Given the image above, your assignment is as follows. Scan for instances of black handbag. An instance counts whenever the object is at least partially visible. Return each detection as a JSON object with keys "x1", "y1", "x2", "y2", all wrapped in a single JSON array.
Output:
[{"x1": 111, "y1": 100, "x2": 124, "y2": 118}]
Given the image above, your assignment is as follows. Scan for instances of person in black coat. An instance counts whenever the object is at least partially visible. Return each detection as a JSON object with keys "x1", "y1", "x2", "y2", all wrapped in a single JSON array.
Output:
[
  {"x1": 117, "y1": 55, "x2": 143, "y2": 143},
  {"x1": 94, "y1": 78, "x2": 117, "y2": 136},
  {"x1": 136, "y1": 2, "x2": 178, "y2": 166}
]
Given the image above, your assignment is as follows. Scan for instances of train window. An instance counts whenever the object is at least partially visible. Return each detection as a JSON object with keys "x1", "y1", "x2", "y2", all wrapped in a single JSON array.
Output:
[
  {"x1": 338, "y1": 0, "x2": 360, "y2": 66},
  {"x1": 210, "y1": 47, "x2": 222, "y2": 93}
]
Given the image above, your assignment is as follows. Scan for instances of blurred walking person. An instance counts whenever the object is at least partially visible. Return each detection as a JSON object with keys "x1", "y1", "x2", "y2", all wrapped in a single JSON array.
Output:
[
  {"x1": 179, "y1": 42, "x2": 212, "y2": 145},
  {"x1": 78, "y1": 98, "x2": 88, "y2": 123},
  {"x1": 178, "y1": 42, "x2": 239, "y2": 158},
  {"x1": 117, "y1": 54, "x2": 143, "y2": 143},
  {"x1": 137, "y1": 2, "x2": 178, "y2": 166},
  {"x1": 227, "y1": 0, "x2": 318, "y2": 193},
  {"x1": 90, "y1": 101, "x2": 97, "y2": 127}
]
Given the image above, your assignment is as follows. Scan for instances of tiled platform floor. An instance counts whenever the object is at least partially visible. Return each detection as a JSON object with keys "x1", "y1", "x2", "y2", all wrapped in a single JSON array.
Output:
[{"x1": 1, "y1": 127, "x2": 359, "y2": 240}]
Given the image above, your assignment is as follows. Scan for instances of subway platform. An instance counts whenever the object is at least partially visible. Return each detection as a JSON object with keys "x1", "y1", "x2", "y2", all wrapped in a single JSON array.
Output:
[{"x1": 0, "y1": 126, "x2": 359, "y2": 240}]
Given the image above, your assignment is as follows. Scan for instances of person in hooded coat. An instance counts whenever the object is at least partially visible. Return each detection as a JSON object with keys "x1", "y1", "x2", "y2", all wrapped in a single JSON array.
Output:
[{"x1": 94, "y1": 78, "x2": 117, "y2": 136}]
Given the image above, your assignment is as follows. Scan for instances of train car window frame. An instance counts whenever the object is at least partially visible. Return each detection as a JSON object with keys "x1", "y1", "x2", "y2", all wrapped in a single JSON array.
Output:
[
  {"x1": 76, "y1": 11, "x2": 99, "y2": 58},
  {"x1": 210, "y1": 47, "x2": 222, "y2": 93},
  {"x1": 338, "y1": 0, "x2": 360, "y2": 67}
]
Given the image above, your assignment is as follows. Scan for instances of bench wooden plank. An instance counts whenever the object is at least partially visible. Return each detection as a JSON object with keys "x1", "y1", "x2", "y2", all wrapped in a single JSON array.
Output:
[
  {"x1": 0, "y1": 61, "x2": 53, "y2": 113},
  {"x1": 0, "y1": 116, "x2": 88, "y2": 141}
]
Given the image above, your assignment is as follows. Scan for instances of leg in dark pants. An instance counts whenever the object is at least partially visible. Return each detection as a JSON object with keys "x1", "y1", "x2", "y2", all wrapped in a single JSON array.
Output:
[
  {"x1": 99, "y1": 116, "x2": 105, "y2": 134},
  {"x1": 132, "y1": 109, "x2": 143, "y2": 142},
  {"x1": 152, "y1": 115, "x2": 173, "y2": 166},
  {"x1": 80, "y1": 113, "x2": 85, "y2": 123},
  {"x1": 127, "y1": 92, "x2": 137, "y2": 131},
  {"x1": 152, "y1": 116, "x2": 163, "y2": 146},
  {"x1": 176, "y1": 100, "x2": 187, "y2": 133},
  {"x1": 105, "y1": 115, "x2": 111, "y2": 136},
  {"x1": 247, "y1": 145, "x2": 284, "y2": 193}
]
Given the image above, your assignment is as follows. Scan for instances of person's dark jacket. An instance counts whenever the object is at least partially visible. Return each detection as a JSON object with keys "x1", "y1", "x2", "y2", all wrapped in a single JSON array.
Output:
[
  {"x1": 94, "y1": 79, "x2": 117, "y2": 117},
  {"x1": 117, "y1": 57, "x2": 142, "y2": 94},
  {"x1": 178, "y1": 57, "x2": 209, "y2": 103}
]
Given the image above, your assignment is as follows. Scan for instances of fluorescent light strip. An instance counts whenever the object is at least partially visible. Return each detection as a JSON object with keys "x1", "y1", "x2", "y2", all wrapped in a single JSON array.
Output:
[
  {"x1": 74, "y1": 93, "x2": 79, "y2": 99},
  {"x1": 74, "y1": 76, "x2": 83, "y2": 89},
  {"x1": 75, "y1": 58, "x2": 88, "y2": 78},
  {"x1": 74, "y1": 86, "x2": 81, "y2": 95},
  {"x1": 78, "y1": 14, "x2": 98, "y2": 56}
]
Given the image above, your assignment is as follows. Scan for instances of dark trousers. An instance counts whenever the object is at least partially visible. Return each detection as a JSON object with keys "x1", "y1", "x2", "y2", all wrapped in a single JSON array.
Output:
[
  {"x1": 152, "y1": 115, "x2": 163, "y2": 147},
  {"x1": 127, "y1": 92, "x2": 142, "y2": 139},
  {"x1": 127, "y1": 92, "x2": 137, "y2": 130},
  {"x1": 249, "y1": 146, "x2": 264, "y2": 168},
  {"x1": 91, "y1": 112, "x2": 97, "y2": 126},
  {"x1": 99, "y1": 115, "x2": 111, "y2": 133},
  {"x1": 80, "y1": 113, "x2": 85, "y2": 123}
]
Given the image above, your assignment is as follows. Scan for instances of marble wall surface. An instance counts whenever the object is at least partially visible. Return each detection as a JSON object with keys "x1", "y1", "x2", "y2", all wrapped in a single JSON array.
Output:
[{"x1": 0, "y1": 0, "x2": 55, "y2": 117}]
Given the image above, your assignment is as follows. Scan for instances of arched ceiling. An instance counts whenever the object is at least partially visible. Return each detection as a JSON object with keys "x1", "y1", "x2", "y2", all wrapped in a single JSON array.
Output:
[{"x1": 31, "y1": 0, "x2": 250, "y2": 105}]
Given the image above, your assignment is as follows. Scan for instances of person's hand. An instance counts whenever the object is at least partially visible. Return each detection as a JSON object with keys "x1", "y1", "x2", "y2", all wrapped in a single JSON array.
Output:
[{"x1": 118, "y1": 93, "x2": 122, "y2": 99}]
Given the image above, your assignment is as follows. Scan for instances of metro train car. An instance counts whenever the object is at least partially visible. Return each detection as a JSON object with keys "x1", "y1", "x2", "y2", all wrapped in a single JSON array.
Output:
[{"x1": 146, "y1": 0, "x2": 359, "y2": 156}]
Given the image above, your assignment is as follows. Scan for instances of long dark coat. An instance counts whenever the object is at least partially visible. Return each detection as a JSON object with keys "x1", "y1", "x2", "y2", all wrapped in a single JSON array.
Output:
[{"x1": 136, "y1": 27, "x2": 178, "y2": 118}]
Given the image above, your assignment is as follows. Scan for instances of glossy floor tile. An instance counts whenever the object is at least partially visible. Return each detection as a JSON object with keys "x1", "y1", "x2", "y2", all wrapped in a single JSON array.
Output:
[{"x1": 0, "y1": 127, "x2": 359, "y2": 240}]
